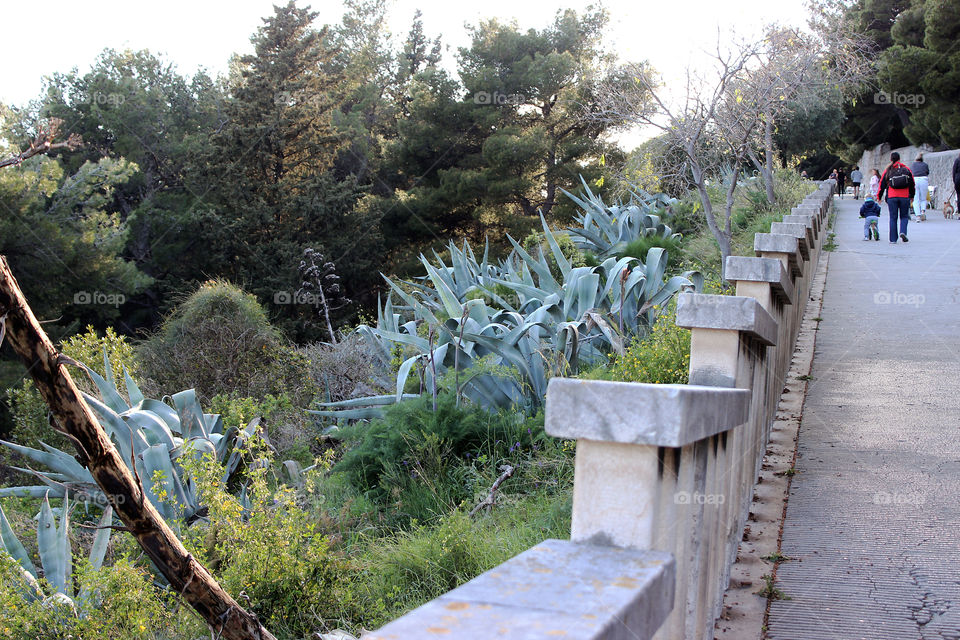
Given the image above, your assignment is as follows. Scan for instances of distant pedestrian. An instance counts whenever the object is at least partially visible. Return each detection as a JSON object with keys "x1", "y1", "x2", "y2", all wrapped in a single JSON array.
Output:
[
  {"x1": 800, "y1": 169, "x2": 808, "y2": 179},
  {"x1": 850, "y1": 166, "x2": 863, "y2": 199},
  {"x1": 953, "y1": 154, "x2": 960, "y2": 210},
  {"x1": 829, "y1": 169, "x2": 839, "y2": 195},
  {"x1": 911, "y1": 153, "x2": 930, "y2": 221},
  {"x1": 859, "y1": 195, "x2": 881, "y2": 241},
  {"x1": 869, "y1": 169, "x2": 880, "y2": 196},
  {"x1": 877, "y1": 151, "x2": 916, "y2": 244},
  {"x1": 837, "y1": 167, "x2": 846, "y2": 199}
]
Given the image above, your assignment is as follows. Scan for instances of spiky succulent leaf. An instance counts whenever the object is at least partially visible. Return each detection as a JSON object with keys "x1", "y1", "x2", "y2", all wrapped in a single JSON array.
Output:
[{"x1": 0, "y1": 503, "x2": 36, "y2": 577}]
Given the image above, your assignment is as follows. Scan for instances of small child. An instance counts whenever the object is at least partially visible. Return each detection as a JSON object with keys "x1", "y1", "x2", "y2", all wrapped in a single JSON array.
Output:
[{"x1": 860, "y1": 195, "x2": 882, "y2": 241}]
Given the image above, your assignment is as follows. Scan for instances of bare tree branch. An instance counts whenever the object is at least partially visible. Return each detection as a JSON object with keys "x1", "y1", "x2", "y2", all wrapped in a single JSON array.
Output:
[
  {"x1": 0, "y1": 256, "x2": 277, "y2": 640},
  {"x1": 0, "y1": 118, "x2": 82, "y2": 169}
]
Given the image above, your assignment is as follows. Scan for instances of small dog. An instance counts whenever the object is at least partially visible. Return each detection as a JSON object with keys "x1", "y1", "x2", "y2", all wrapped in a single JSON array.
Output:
[{"x1": 944, "y1": 201, "x2": 956, "y2": 219}]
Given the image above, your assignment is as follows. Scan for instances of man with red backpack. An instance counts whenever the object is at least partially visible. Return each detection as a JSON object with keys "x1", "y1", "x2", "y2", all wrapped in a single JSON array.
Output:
[{"x1": 876, "y1": 151, "x2": 916, "y2": 243}]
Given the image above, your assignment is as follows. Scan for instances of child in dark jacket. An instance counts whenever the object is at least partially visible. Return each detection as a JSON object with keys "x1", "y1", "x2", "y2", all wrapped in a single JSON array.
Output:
[{"x1": 860, "y1": 195, "x2": 882, "y2": 241}]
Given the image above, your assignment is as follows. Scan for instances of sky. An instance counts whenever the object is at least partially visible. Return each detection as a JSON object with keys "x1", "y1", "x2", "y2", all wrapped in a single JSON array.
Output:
[{"x1": 1, "y1": 0, "x2": 811, "y2": 109}]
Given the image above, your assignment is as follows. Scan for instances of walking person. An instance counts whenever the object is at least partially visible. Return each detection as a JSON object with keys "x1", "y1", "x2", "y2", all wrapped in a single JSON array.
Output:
[
  {"x1": 911, "y1": 153, "x2": 930, "y2": 221},
  {"x1": 837, "y1": 167, "x2": 846, "y2": 199},
  {"x1": 869, "y1": 168, "x2": 880, "y2": 197},
  {"x1": 953, "y1": 154, "x2": 960, "y2": 211},
  {"x1": 850, "y1": 166, "x2": 863, "y2": 199},
  {"x1": 877, "y1": 151, "x2": 916, "y2": 244}
]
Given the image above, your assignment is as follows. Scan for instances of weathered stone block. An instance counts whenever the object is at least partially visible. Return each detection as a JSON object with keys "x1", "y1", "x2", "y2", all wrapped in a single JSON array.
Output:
[
  {"x1": 723, "y1": 256, "x2": 794, "y2": 305},
  {"x1": 364, "y1": 539, "x2": 676, "y2": 640},
  {"x1": 769, "y1": 222, "x2": 811, "y2": 259},
  {"x1": 545, "y1": 378, "x2": 751, "y2": 446},
  {"x1": 675, "y1": 292, "x2": 778, "y2": 346}
]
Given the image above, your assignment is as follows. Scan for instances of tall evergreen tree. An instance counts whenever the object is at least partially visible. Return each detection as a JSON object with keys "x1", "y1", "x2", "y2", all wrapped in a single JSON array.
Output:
[
  {"x1": 878, "y1": 0, "x2": 960, "y2": 146},
  {"x1": 199, "y1": 1, "x2": 384, "y2": 339}
]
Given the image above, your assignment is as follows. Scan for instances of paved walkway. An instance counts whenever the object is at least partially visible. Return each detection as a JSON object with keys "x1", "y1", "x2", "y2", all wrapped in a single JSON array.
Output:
[{"x1": 767, "y1": 196, "x2": 960, "y2": 639}]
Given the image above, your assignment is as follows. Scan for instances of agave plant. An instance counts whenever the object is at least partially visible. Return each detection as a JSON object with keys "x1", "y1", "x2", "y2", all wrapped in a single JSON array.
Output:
[
  {"x1": 562, "y1": 177, "x2": 681, "y2": 260},
  {"x1": 0, "y1": 352, "x2": 259, "y2": 523},
  {"x1": 0, "y1": 492, "x2": 112, "y2": 610},
  {"x1": 313, "y1": 192, "x2": 701, "y2": 420}
]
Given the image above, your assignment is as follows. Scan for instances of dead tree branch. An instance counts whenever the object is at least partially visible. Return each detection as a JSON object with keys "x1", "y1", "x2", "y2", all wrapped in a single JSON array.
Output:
[
  {"x1": 469, "y1": 464, "x2": 515, "y2": 517},
  {"x1": 0, "y1": 255, "x2": 276, "y2": 640},
  {"x1": 0, "y1": 118, "x2": 82, "y2": 169}
]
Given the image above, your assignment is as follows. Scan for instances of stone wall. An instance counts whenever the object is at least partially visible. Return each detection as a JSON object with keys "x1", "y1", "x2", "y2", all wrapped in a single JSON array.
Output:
[{"x1": 857, "y1": 142, "x2": 960, "y2": 208}]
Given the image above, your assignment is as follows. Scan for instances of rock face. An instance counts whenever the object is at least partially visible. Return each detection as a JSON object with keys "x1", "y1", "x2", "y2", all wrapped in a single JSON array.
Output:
[{"x1": 857, "y1": 143, "x2": 960, "y2": 209}]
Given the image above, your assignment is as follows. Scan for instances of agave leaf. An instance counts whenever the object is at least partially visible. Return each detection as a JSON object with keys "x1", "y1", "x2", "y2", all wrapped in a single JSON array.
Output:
[
  {"x1": 58, "y1": 493, "x2": 72, "y2": 598},
  {"x1": 0, "y1": 440, "x2": 90, "y2": 484},
  {"x1": 8, "y1": 556, "x2": 44, "y2": 601},
  {"x1": 308, "y1": 407, "x2": 388, "y2": 420},
  {"x1": 539, "y1": 213, "x2": 571, "y2": 277},
  {"x1": 0, "y1": 503, "x2": 36, "y2": 577},
  {"x1": 282, "y1": 460, "x2": 304, "y2": 487},
  {"x1": 172, "y1": 390, "x2": 206, "y2": 440},
  {"x1": 506, "y1": 234, "x2": 558, "y2": 290},
  {"x1": 38, "y1": 493, "x2": 68, "y2": 595},
  {"x1": 123, "y1": 411, "x2": 176, "y2": 450},
  {"x1": 87, "y1": 506, "x2": 112, "y2": 570},
  {"x1": 0, "y1": 486, "x2": 68, "y2": 500},
  {"x1": 140, "y1": 444, "x2": 188, "y2": 521},
  {"x1": 81, "y1": 364, "x2": 128, "y2": 414},
  {"x1": 395, "y1": 353, "x2": 425, "y2": 401},
  {"x1": 101, "y1": 348, "x2": 115, "y2": 389},
  {"x1": 314, "y1": 394, "x2": 420, "y2": 409},
  {"x1": 137, "y1": 400, "x2": 181, "y2": 434},
  {"x1": 123, "y1": 366, "x2": 144, "y2": 406},
  {"x1": 82, "y1": 394, "x2": 132, "y2": 462}
]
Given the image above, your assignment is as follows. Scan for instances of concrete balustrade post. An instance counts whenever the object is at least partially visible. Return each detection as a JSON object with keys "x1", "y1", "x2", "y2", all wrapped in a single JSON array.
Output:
[
  {"x1": 675, "y1": 293, "x2": 778, "y2": 625},
  {"x1": 723, "y1": 256, "x2": 795, "y2": 430},
  {"x1": 545, "y1": 380, "x2": 751, "y2": 640}
]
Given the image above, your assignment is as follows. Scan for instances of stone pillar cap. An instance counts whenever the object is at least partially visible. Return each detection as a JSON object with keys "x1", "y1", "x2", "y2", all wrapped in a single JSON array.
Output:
[
  {"x1": 365, "y1": 539, "x2": 675, "y2": 640},
  {"x1": 754, "y1": 233, "x2": 804, "y2": 277},
  {"x1": 676, "y1": 292, "x2": 778, "y2": 345},
  {"x1": 723, "y1": 256, "x2": 795, "y2": 305},
  {"x1": 769, "y1": 222, "x2": 812, "y2": 260},
  {"x1": 545, "y1": 378, "x2": 752, "y2": 446}
]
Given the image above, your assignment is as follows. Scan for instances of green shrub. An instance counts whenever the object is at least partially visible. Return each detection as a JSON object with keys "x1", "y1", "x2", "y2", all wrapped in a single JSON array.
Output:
[
  {"x1": 0, "y1": 554, "x2": 190, "y2": 640},
  {"x1": 137, "y1": 279, "x2": 316, "y2": 404},
  {"x1": 182, "y1": 444, "x2": 357, "y2": 637},
  {"x1": 585, "y1": 305, "x2": 690, "y2": 385},
  {"x1": 351, "y1": 485, "x2": 572, "y2": 629},
  {"x1": 61, "y1": 326, "x2": 140, "y2": 398},
  {"x1": 334, "y1": 394, "x2": 533, "y2": 500},
  {"x1": 620, "y1": 234, "x2": 683, "y2": 261}
]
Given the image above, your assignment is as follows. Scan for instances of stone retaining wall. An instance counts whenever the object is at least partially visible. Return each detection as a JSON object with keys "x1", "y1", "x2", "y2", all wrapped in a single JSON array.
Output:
[{"x1": 857, "y1": 142, "x2": 959, "y2": 208}]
